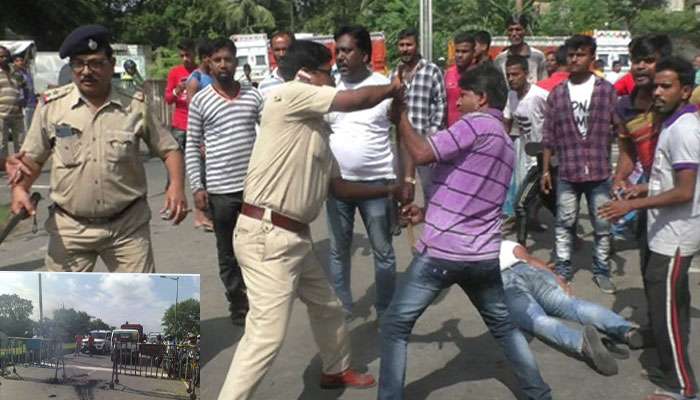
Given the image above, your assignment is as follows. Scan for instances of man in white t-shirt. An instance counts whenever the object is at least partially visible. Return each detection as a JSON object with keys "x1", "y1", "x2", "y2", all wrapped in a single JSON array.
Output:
[
  {"x1": 502, "y1": 55, "x2": 549, "y2": 239},
  {"x1": 325, "y1": 25, "x2": 415, "y2": 319},
  {"x1": 598, "y1": 57, "x2": 699, "y2": 400},
  {"x1": 499, "y1": 240, "x2": 641, "y2": 377}
]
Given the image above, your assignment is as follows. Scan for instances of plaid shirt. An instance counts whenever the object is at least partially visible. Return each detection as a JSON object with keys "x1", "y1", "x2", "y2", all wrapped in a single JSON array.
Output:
[
  {"x1": 542, "y1": 76, "x2": 619, "y2": 182},
  {"x1": 391, "y1": 58, "x2": 446, "y2": 134}
]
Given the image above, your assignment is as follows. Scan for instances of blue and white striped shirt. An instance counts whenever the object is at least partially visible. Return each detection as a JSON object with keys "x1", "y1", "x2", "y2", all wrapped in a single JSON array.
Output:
[{"x1": 186, "y1": 84, "x2": 263, "y2": 194}]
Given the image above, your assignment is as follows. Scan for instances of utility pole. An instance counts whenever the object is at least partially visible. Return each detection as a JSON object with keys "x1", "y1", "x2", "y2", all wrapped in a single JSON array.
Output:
[
  {"x1": 419, "y1": 0, "x2": 433, "y2": 62},
  {"x1": 38, "y1": 273, "x2": 43, "y2": 337}
]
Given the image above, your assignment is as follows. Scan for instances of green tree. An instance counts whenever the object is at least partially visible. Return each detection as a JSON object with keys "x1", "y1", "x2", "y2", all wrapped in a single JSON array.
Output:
[
  {"x1": 162, "y1": 298, "x2": 200, "y2": 340},
  {"x1": 0, "y1": 294, "x2": 34, "y2": 337},
  {"x1": 631, "y1": 9, "x2": 700, "y2": 40},
  {"x1": 49, "y1": 308, "x2": 92, "y2": 342},
  {"x1": 88, "y1": 318, "x2": 115, "y2": 332},
  {"x1": 223, "y1": 0, "x2": 276, "y2": 33}
]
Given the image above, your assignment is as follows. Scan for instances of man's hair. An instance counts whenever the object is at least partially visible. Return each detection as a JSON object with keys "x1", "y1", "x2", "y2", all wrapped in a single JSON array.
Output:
[
  {"x1": 655, "y1": 56, "x2": 695, "y2": 87},
  {"x1": 458, "y1": 63, "x2": 508, "y2": 110},
  {"x1": 474, "y1": 30, "x2": 491, "y2": 48},
  {"x1": 453, "y1": 31, "x2": 475, "y2": 47},
  {"x1": 278, "y1": 40, "x2": 332, "y2": 81},
  {"x1": 505, "y1": 54, "x2": 529, "y2": 72},
  {"x1": 271, "y1": 31, "x2": 295, "y2": 44},
  {"x1": 629, "y1": 34, "x2": 672, "y2": 60},
  {"x1": 594, "y1": 59, "x2": 606, "y2": 69},
  {"x1": 565, "y1": 34, "x2": 596, "y2": 54},
  {"x1": 397, "y1": 28, "x2": 418, "y2": 43},
  {"x1": 334, "y1": 25, "x2": 372, "y2": 56},
  {"x1": 210, "y1": 37, "x2": 237, "y2": 57},
  {"x1": 0, "y1": 45, "x2": 8, "y2": 54},
  {"x1": 197, "y1": 39, "x2": 214, "y2": 60},
  {"x1": 612, "y1": 60, "x2": 621, "y2": 67},
  {"x1": 554, "y1": 45, "x2": 568, "y2": 66},
  {"x1": 177, "y1": 39, "x2": 196, "y2": 52},
  {"x1": 505, "y1": 14, "x2": 528, "y2": 29}
]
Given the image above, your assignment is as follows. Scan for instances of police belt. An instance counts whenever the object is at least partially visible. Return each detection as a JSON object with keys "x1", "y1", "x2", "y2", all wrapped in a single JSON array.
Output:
[
  {"x1": 241, "y1": 202, "x2": 308, "y2": 233},
  {"x1": 53, "y1": 197, "x2": 144, "y2": 225}
]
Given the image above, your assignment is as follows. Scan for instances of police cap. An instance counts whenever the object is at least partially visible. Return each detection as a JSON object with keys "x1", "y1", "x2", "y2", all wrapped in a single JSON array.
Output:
[{"x1": 59, "y1": 25, "x2": 112, "y2": 59}]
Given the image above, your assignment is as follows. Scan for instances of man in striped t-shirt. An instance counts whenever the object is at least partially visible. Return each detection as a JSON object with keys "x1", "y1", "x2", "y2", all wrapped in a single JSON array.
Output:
[
  {"x1": 379, "y1": 63, "x2": 552, "y2": 400},
  {"x1": 186, "y1": 38, "x2": 263, "y2": 322}
]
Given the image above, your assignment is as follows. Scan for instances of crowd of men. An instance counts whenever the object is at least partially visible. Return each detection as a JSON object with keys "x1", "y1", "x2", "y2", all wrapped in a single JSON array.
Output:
[{"x1": 2, "y1": 12, "x2": 700, "y2": 400}]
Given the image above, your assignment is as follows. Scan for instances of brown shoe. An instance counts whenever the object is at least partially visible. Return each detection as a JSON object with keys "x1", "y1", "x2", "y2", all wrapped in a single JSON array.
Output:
[{"x1": 320, "y1": 369, "x2": 376, "y2": 389}]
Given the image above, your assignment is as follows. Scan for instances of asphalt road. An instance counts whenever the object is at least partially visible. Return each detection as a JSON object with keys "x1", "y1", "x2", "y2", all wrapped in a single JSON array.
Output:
[
  {"x1": 1, "y1": 158, "x2": 699, "y2": 400},
  {"x1": 0, "y1": 352, "x2": 193, "y2": 400}
]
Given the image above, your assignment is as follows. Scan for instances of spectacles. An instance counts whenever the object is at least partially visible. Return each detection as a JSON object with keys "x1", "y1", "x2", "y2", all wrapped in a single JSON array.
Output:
[{"x1": 69, "y1": 58, "x2": 110, "y2": 72}]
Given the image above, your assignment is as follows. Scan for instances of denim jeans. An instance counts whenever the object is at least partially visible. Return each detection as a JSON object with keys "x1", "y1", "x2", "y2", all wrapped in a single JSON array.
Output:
[
  {"x1": 503, "y1": 262, "x2": 633, "y2": 354},
  {"x1": 554, "y1": 178, "x2": 612, "y2": 280},
  {"x1": 379, "y1": 254, "x2": 552, "y2": 400},
  {"x1": 208, "y1": 192, "x2": 246, "y2": 307},
  {"x1": 325, "y1": 179, "x2": 397, "y2": 316}
]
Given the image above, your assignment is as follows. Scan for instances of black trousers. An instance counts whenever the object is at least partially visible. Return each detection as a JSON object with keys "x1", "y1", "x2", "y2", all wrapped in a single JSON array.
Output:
[
  {"x1": 208, "y1": 192, "x2": 246, "y2": 308},
  {"x1": 644, "y1": 248, "x2": 697, "y2": 397},
  {"x1": 515, "y1": 158, "x2": 558, "y2": 245}
]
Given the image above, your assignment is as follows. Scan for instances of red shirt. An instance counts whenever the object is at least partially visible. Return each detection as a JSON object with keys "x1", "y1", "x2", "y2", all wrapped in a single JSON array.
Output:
[
  {"x1": 444, "y1": 65, "x2": 463, "y2": 127},
  {"x1": 537, "y1": 71, "x2": 569, "y2": 92},
  {"x1": 614, "y1": 72, "x2": 635, "y2": 96},
  {"x1": 165, "y1": 64, "x2": 196, "y2": 131}
]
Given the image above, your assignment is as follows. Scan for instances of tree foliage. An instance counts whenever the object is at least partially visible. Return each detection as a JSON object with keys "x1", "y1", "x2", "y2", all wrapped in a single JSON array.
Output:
[
  {"x1": 0, "y1": 294, "x2": 34, "y2": 337},
  {"x1": 162, "y1": 298, "x2": 200, "y2": 340},
  {"x1": 47, "y1": 308, "x2": 93, "y2": 342}
]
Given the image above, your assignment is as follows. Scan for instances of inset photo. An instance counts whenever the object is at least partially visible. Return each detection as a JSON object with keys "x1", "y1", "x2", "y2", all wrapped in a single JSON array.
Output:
[{"x1": 0, "y1": 272, "x2": 200, "y2": 400}]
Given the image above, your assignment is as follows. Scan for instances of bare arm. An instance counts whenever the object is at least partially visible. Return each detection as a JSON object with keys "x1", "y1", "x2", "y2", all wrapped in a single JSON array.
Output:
[
  {"x1": 613, "y1": 136, "x2": 636, "y2": 187},
  {"x1": 395, "y1": 111, "x2": 436, "y2": 165},
  {"x1": 186, "y1": 78, "x2": 199, "y2": 104},
  {"x1": 330, "y1": 82, "x2": 399, "y2": 113},
  {"x1": 598, "y1": 169, "x2": 697, "y2": 221}
]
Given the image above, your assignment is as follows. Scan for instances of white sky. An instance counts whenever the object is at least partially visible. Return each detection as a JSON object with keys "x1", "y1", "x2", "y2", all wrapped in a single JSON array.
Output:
[{"x1": 0, "y1": 272, "x2": 199, "y2": 335}]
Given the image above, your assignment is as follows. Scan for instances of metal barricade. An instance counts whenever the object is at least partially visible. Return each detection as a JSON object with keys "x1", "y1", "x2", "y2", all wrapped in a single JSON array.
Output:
[
  {"x1": 0, "y1": 337, "x2": 66, "y2": 383},
  {"x1": 109, "y1": 341, "x2": 199, "y2": 399}
]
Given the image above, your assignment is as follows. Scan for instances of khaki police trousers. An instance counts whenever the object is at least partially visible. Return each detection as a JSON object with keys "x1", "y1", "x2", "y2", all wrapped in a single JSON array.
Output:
[
  {"x1": 45, "y1": 198, "x2": 155, "y2": 272},
  {"x1": 218, "y1": 213, "x2": 350, "y2": 400}
]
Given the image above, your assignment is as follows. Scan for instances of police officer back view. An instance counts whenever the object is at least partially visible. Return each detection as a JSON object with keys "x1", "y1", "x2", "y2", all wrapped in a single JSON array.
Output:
[{"x1": 7, "y1": 25, "x2": 188, "y2": 272}]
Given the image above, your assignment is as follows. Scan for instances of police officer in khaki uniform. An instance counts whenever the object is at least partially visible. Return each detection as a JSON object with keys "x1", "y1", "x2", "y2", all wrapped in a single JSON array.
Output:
[
  {"x1": 218, "y1": 39, "x2": 403, "y2": 400},
  {"x1": 7, "y1": 25, "x2": 188, "y2": 272}
]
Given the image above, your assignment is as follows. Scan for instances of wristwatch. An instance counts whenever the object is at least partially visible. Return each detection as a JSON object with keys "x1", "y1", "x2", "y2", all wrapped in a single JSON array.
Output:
[{"x1": 404, "y1": 176, "x2": 417, "y2": 185}]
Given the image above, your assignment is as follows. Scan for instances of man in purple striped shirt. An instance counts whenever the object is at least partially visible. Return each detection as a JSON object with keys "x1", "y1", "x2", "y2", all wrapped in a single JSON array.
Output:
[
  {"x1": 378, "y1": 63, "x2": 552, "y2": 400},
  {"x1": 540, "y1": 35, "x2": 620, "y2": 294}
]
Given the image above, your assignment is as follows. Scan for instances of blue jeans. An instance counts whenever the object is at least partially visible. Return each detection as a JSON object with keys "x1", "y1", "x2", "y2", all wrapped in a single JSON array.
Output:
[
  {"x1": 379, "y1": 254, "x2": 552, "y2": 400},
  {"x1": 554, "y1": 178, "x2": 612, "y2": 280},
  {"x1": 325, "y1": 179, "x2": 397, "y2": 316},
  {"x1": 503, "y1": 263, "x2": 633, "y2": 354}
]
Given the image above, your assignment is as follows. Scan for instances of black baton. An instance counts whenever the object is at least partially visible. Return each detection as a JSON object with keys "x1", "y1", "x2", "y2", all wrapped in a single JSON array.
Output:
[{"x1": 0, "y1": 192, "x2": 42, "y2": 246}]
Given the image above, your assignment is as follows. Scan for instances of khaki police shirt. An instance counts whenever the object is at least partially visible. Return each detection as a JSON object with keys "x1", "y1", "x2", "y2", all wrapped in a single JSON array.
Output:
[
  {"x1": 243, "y1": 81, "x2": 340, "y2": 224},
  {"x1": 21, "y1": 83, "x2": 179, "y2": 218}
]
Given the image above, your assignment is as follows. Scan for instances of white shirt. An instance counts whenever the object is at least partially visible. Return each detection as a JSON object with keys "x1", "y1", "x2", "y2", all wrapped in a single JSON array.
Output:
[
  {"x1": 606, "y1": 71, "x2": 623, "y2": 84},
  {"x1": 567, "y1": 74, "x2": 595, "y2": 138},
  {"x1": 499, "y1": 240, "x2": 523, "y2": 271},
  {"x1": 504, "y1": 84, "x2": 549, "y2": 143},
  {"x1": 327, "y1": 72, "x2": 395, "y2": 181},
  {"x1": 647, "y1": 111, "x2": 700, "y2": 257}
]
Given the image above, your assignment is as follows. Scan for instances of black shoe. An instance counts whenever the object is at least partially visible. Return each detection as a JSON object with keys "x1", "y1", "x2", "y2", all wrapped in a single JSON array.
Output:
[
  {"x1": 625, "y1": 326, "x2": 655, "y2": 349},
  {"x1": 592, "y1": 275, "x2": 616, "y2": 294},
  {"x1": 581, "y1": 325, "x2": 618, "y2": 376}
]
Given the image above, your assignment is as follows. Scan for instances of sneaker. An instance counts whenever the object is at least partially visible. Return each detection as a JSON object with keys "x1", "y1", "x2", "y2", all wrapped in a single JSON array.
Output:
[
  {"x1": 593, "y1": 275, "x2": 616, "y2": 294},
  {"x1": 320, "y1": 368, "x2": 376, "y2": 389},
  {"x1": 581, "y1": 325, "x2": 618, "y2": 376},
  {"x1": 644, "y1": 388, "x2": 699, "y2": 400}
]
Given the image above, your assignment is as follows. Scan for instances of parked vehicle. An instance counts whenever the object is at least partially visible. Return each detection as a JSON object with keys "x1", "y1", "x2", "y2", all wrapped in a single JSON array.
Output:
[{"x1": 81, "y1": 330, "x2": 112, "y2": 354}]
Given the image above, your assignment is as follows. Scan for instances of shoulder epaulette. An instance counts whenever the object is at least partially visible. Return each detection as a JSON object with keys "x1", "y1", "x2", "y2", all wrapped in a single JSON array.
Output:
[{"x1": 41, "y1": 84, "x2": 73, "y2": 104}]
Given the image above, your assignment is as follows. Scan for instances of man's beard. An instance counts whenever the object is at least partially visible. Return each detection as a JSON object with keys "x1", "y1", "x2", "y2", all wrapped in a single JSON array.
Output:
[{"x1": 217, "y1": 73, "x2": 234, "y2": 85}]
